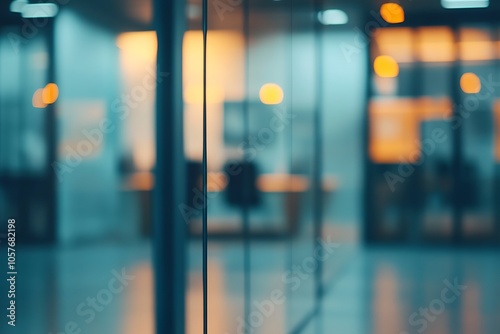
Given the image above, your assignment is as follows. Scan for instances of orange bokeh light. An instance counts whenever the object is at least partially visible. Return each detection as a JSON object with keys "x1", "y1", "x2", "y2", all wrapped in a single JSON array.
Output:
[
  {"x1": 259, "y1": 83, "x2": 284, "y2": 105},
  {"x1": 460, "y1": 72, "x2": 481, "y2": 94},
  {"x1": 380, "y1": 3, "x2": 405, "y2": 24},
  {"x1": 374, "y1": 55, "x2": 399, "y2": 78},
  {"x1": 42, "y1": 83, "x2": 59, "y2": 104}
]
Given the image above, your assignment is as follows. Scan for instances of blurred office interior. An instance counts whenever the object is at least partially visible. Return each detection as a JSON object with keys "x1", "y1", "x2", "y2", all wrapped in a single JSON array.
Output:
[{"x1": 1, "y1": 0, "x2": 500, "y2": 333}]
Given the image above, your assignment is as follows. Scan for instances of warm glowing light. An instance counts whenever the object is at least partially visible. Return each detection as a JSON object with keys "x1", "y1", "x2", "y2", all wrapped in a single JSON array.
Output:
[
  {"x1": 460, "y1": 41, "x2": 494, "y2": 61},
  {"x1": 259, "y1": 83, "x2": 284, "y2": 105},
  {"x1": 380, "y1": 3, "x2": 405, "y2": 24},
  {"x1": 257, "y1": 174, "x2": 309, "y2": 192},
  {"x1": 32, "y1": 88, "x2": 47, "y2": 108},
  {"x1": 133, "y1": 143, "x2": 155, "y2": 171},
  {"x1": 416, "y1": 27, "x2": 455, "y2": 62},
  {"x1": 122, "y1": 172, "x2": 154, "y2": 191},
  {"x1": 116, "y1": 31, "x2": 158, "y2": 61},
  {"x1": 459, "y1": 29, "x2": 494, "y2": 61},
  {"x1": 460, "y1": 72, "x2": 481, "y2": 94},
  {"x1": 370, "y1": 99, "x2": 419, "y2": 163},
  {"x1": 42, "y1": 83, "x2": 59, "y2": 104},
  {"x1": 183, "y1": 30, "x2": 245, "y2": 102},
  {"x1": 370, "y1": 97, "x2": 454, "y2": 163},
  {"x1": 184, "y1": 84, "x2": 225, "y2": 104},
  {"x1": 207, "y1": 172, "x2": 228, "y2": 192},
  {"x1": 374, "y1": 28, "x2": 414, "y2": 63},
  {"x1": 374, "y1": 55, "x2": 399, "y2": 78},
  {"x1": 376, "y1": 27, "x2": 498, "y2": 64},
  {"x1": 122, "y1": 264, "x2": 154, "y2": 334},
  {"x1": 418, "y1": 97, "x2": 453, "y2": 120}
]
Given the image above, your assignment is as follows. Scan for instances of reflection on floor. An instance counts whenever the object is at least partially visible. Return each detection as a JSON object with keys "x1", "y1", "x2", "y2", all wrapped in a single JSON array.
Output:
[
  {"x1": 318, "y1": 248, "x2": 500, "y2": 334},
  {"x1": 3, "y1": 242, "x2": 500, "y2": 334}
]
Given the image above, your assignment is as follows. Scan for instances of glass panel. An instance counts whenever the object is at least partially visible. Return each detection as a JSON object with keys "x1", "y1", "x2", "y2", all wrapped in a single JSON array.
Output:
[
  {"x1": 6, "y1": 5, "x2": 158, "y2": 333},
  {"x1": 247, "y1": 2, "x2": 295, "y2": 333},
  {"x1": 0, "y1": 26, "x2": 51, "y2": 241},
  {"x1": 288, "y1": 2, "x2": 316, "y2": 329},
  {"x1": 183, "y1": 1, "x2": 247, "y2": 332},
  {"x1": 320, "y1": 15, "x2": 366, "y2": 289},
  {"x1": 459, "y1": 26, "x2": 497, "y2": 239},
  {"x1": 370, "y1": 28, "x2": 421, "y2": 240}
]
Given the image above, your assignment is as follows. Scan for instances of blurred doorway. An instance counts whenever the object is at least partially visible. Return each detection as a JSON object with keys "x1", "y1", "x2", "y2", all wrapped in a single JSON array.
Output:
[
  {"x1": 365, "y1": 14, "x2": 500, "y2": 245},
  {"x1": 0, "y1": 18, "x2": 56, "y2": 243}
]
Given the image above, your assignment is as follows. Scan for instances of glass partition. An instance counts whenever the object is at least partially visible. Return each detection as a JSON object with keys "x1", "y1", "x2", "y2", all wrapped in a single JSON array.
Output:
[{"x1": 367, "y1": 21, "x2": 500, "y2": 244}]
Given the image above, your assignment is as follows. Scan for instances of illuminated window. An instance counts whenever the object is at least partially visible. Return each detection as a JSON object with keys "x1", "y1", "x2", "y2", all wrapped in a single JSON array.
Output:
[
  {"x1": 416, "y1": 27, "x2": 455, "y2": 62},
  {"x1": 459, "y1": 28, "x2": 494, "y2": 61},
  {"x1": 374, "y1": 28, "x2": 414, "y2": 63}
]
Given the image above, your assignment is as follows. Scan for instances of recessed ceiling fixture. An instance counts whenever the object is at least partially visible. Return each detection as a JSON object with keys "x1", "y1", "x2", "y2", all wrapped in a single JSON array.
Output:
[
  {"x1": 21, "y1": 3, "x2": 59, "y2": 18},
  {"x1": 441, "y1": 0, "x2": 489, "y2": 9},
  {"x1": 9, "y1": 0, "x2": 27, "y2": 13},
  {"x1": 318, "y1": 9, "x2": 348, "y2": 25}
]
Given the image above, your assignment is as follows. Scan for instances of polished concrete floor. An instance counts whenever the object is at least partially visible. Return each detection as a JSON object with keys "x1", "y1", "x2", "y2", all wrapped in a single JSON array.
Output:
[{"x1": 1, "y1": 241, "x2": 499, "y2": 334}]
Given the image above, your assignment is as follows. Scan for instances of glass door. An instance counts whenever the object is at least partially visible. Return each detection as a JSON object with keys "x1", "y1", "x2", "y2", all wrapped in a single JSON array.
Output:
[{"x1": 366, "y1": 23, "x2": 500, "y2": 245}]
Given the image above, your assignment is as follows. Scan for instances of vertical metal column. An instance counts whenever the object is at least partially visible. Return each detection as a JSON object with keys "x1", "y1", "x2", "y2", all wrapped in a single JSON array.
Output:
[
  {"x1": 451, "y1": 23, "x2": 464, "y2": 245},
  {"x1": 46, "y1": 19, "x2": 57, "y2": 244},
  {"x1": 363, "y1": 12, "x2": 374, "y2": 244},
  {"x1": 242, "y1": 0, "x2": 251, "y2": 331},
  {"x1": 312, "y1": 0, "x2": 325, "y2": 306},
  {"x1": 202, "y1": 0, "x2": 208, "y2": 331},
  {"x1": 153, "y1": 0, "x2": 186, "y2": 332}
]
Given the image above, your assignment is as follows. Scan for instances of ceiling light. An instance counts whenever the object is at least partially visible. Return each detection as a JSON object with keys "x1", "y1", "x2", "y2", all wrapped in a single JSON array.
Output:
[
  {"x1": 21, "y1": 3, "x2": 59, "y2": 18},
  {"x1": 10, "y1": 0, "x2": 27, "y2": 13},
  {"x1": 441, "y1": 0, "x2": 489, "y2": 9},
  {"x1": 318, "y1": 9, "x2": 348, "y2": 25}
]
